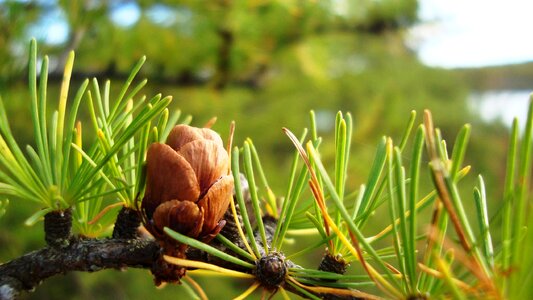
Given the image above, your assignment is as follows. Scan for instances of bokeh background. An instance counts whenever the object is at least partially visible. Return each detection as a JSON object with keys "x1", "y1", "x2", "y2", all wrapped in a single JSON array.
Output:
[{"x1": 0, "y1": 0, "x2": 532, "y2": 299}]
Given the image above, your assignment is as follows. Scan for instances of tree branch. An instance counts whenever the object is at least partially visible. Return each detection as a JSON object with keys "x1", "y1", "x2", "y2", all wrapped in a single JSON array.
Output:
[
  {"x1": 0, "y1": 223, "x2": 370, "y2": 300},
  {"x1": 0, "y1": 209, "x2": 369, "y2": 300},
  {"x1": 0, "y1": 238, "x2": 159, "y2": 300}
]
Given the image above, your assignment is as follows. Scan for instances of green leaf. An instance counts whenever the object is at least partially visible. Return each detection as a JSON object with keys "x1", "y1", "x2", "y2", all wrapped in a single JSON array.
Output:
[
  {"x1": 243, "y1": 141, "x2": 268, "y2": 253},
  {"x1": 24, "y1": 207, "x2": 54, "y2": 226},
  {"x1": 450, "y1": 124, "x2": 471, "y2": 181},
  {"x1": 306, "y1": 141, "x2": 403, "y2": 292},
  {"x1": 231, "y1": 146, "x2": 260, "y2": 257},
  {"x1": 273, "y1": 128, "x2": 308, "y2": 249},
  {"x1": 355, "y1": 137, "x2": 387, "y2": 225},
  {"x1": 164, "y1": 227, "x2": 255, "y2": 269}
]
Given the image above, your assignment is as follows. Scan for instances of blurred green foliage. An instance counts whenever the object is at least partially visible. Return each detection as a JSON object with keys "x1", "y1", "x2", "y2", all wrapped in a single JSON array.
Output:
[
  {"x1": 0, "y1": 0, "x2": 479, "y2": 192},
  {"x1": 0, "y1": 1, "x2": 514, "y2": 299}
]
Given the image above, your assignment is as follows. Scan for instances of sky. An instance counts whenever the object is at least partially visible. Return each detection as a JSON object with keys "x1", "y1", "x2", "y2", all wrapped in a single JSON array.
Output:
[
  {"x1": 410, "y1": 0, "x2": 533, "y2": 68},
  {"x1": 33, "y1": 1, "x2": 533, "y2": 69},
  {"x1": 26, "y1": 1, "x2": 533, "y2": 125},
  {"x1": 407, "y1": 0, "x2": 533, "y2": 126}
]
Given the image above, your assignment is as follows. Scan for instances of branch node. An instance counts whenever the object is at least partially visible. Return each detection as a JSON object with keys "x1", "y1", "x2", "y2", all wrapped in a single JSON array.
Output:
[
  {"x1": 255, "y1": 252, "x2": 288, "y2": 290},
  {"x1": 112, "y1": 207, "x2": 141, "y2": 239},
  {"x1": 151, "y1": 245, "x2": 187, "y2": 286},
  {"x1": 318, "y1": 253, "x2": 349, "y2": 276},
  {"x1": 44, "y1": 208, "x2": 72, "y2": 248}
]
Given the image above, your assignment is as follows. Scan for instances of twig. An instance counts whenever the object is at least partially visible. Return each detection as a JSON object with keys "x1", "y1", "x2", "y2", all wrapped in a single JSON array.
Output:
[
  {"x1": 0, "y1": 214, "x2": 362, "y2": 300},
  {"x1": 0, "y1": 238, "x2": 159, "y2": 300}
]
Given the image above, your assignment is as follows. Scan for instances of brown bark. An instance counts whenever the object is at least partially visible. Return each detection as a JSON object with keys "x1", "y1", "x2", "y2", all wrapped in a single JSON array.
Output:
[
  {"x1": 0, "y1": 238, "x2": 159, "y2": 300},
  {"x1": 0, "y1": 217, "x2": 370, "y2": 300}
]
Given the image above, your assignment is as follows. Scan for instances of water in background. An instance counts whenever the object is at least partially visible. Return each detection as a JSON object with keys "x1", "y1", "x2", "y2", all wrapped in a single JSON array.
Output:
[{"x1": 470, "y1": 90, "x2": 532, "y2": 128}]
